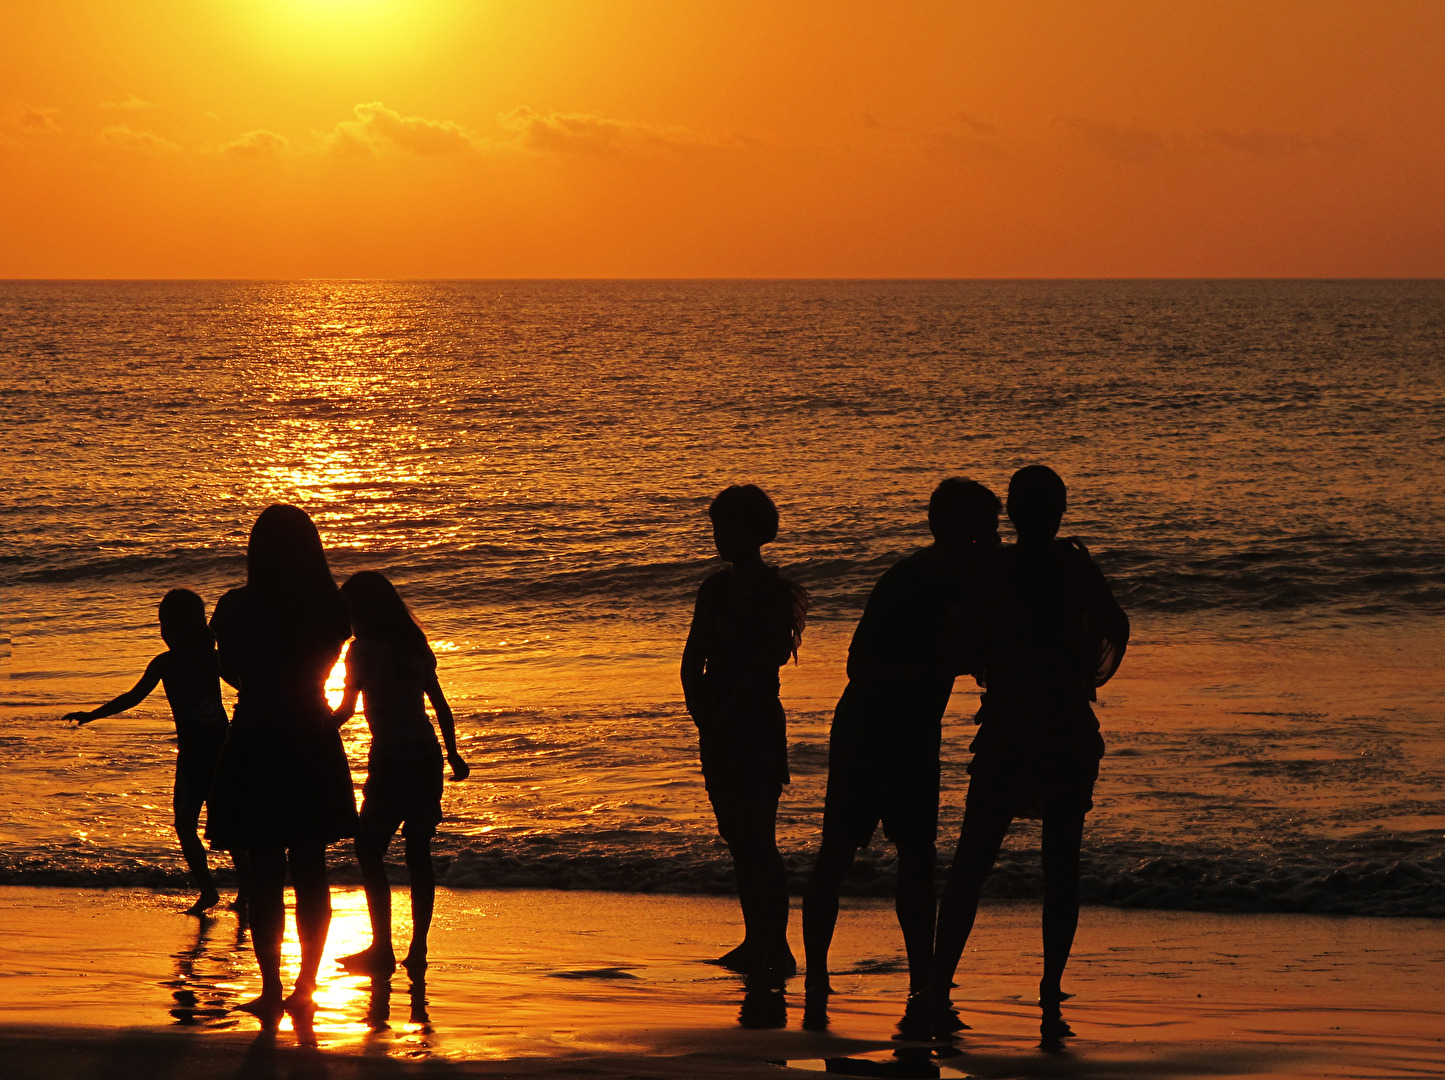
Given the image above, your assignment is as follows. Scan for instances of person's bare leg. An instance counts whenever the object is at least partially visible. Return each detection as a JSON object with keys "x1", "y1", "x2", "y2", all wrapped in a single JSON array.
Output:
[
  {"x1": 174, "y1": 783, "x2": 220, "y2": 914},
  {"x1": 238, "y1": 846, "x2": 287, "y2": 1023},
  {"x1": 401, "y1": 833, "x2": 435, "y2": 976},
  {"x1": 228, "y1": 849, "x2": 250, "y2": 918},
  {"x1": 341, "y1": 829, "x2": 397, "y2": 976},
  {"x1": 1040, "y1": 811, "x2": 1085, "y2": 1005},
  {"x1": 286, "y1": 844, "x2": 332, "y2": 1014},
  {"x1": 802, "y1": 837, "x2": 859, "y2": 992},
  {"x1": 930, "y1": 807, "x2": 1011, "y2": 997},
  {"x1": 893, "y1": 839, "x2": 937, "y2": 993}
]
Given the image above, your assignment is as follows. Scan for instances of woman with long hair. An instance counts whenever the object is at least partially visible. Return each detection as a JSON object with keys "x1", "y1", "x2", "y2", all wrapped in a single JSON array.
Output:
[{"x1": 206, "y1": 504, "x2": 355, "y2": 1024}]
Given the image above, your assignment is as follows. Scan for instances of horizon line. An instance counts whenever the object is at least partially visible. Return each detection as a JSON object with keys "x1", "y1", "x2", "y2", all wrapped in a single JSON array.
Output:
[{"x1": 2, "y1": 275, "x2": 1442, "y2": 284}]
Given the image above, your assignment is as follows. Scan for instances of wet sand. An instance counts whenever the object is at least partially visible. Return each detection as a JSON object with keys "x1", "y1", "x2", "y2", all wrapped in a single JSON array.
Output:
[{"x1": 0, "y1": 884, "x2": 1441, "y2": 1078}]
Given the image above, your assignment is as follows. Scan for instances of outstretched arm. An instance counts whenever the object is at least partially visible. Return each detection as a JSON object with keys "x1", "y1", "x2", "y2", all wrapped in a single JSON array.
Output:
[
  {"x1": 63, "y1": 654, "x2": 166, "y2": 724},
  {"x1": 425, "y1": 673, "x2": 469, "y2": 781}
]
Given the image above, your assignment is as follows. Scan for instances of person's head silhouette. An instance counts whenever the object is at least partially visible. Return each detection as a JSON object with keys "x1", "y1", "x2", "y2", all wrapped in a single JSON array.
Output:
[
  {"x1": 158, "y1": 588, "x2": 214, "y2": 654},
  {"x1": 247, "y1": 503, "x2": 333, "y2": 594},
  {"x1": 928, "y1": 477, "x2": 1001, "y2": 551},
  {"x1": 709, "y1": 484, "x2": 778, "y2": 565},
  {"x1": 1007, "y1": 465, "x2": 1067, "y2": 543}
]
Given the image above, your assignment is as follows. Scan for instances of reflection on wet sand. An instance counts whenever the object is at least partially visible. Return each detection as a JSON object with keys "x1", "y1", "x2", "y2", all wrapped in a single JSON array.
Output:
[{"x1": 164, "y1": 914, "x2": 246, "y2": 1028}]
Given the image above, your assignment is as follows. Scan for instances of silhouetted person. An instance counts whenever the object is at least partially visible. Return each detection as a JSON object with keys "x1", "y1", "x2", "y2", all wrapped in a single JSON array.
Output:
[
  {"x1": 332, "y1": 570, "x2": 470, "y2": 979},
  {"x1": 63, "y1": 588, "x2": 245, "y2": 915},
  {"x1": 803, "y1": 479, "x2": 1002, "y2": 1000},
  {"x1": 682, "y1": 484, "x2": 808, "y2": 978},
  {"x1": 922, "y1": 465, "x2": 1128, "y2": 1033},
  {"x1": 205, "y1": 504, "x2": 357, "y2": 1025}
]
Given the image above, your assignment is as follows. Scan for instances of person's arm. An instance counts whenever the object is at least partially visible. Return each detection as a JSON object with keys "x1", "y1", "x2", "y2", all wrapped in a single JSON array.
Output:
[
  {"x1": 1067, "y1": 539, "x2": 1130, "y2": 686},
  {"x1": 63, "y1": 654, "x2": 166, "y2": 724},
  {"x1": 424, "y1": 672, "x2": 469, "y2": 781},
  {"x1": 680, "y1": 580, "x2": 715, "y2": 722},
  {"x1": 210, "y1": 592, "x2": 243, "y2": 691},
  {"x1": 330, "y1": 643, "x2": 361, "y2": 728}
]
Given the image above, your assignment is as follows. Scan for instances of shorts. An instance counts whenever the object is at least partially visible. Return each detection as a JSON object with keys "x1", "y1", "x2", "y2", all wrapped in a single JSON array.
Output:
[
  {"x1": 704, "y1": 769, "x2": 782, "y2": 852},
  {"x1": 359, "y1": 739, "x2": 444, "y2": 842},
  {"x1": 821, "y1": 722, "x2": 941, "y2": 850},
  {"x1": 173, "y1": 722, "x2": 229, "y2": 816},
  {"x1": 964, "y1": 696, "x2": 1103, "y2": 820},
  {"x1": 964, "y1": 753, "x2": 1099, "y2": 820}
]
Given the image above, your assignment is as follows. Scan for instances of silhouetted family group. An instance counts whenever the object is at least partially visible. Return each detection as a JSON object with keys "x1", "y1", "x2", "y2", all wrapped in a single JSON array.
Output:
[
  {"x1": 65, "y1": 505, "x2": 466, "y2": 1025},
  {"x1": 64, "y1": 464, "x2": 1126, "y2": 1039},
  {"x1": 683, "y1": 466, "x2": 1126, "y2": 1036}
]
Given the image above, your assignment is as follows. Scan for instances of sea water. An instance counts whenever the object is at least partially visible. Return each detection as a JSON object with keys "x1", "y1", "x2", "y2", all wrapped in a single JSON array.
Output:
[{"x1": 1, "y1": 280, "x2": 1442, "y2": 915}]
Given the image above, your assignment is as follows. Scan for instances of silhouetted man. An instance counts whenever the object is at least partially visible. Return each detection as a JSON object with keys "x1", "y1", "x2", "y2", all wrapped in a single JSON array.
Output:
[{"x1": 802, "y1": 478, "x2": 1002, "y2": 999}]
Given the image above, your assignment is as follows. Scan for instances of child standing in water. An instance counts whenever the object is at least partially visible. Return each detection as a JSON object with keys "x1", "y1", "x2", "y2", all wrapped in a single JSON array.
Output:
[
  {"x1": 332, "y1": 571, "x2": 469, "y2": 978},
  {"x1": 682, "y1": 484, "x2": 808, "y2": 978},
  {"x1": 63, "y1": 588, "x2": 243, "y2": 916}
]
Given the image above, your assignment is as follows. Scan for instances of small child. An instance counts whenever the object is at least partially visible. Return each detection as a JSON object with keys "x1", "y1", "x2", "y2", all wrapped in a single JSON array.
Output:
[
  {"x1": 63, "y1": 588, "x2": 243, "y2": 915},
  {"x1": 332, "y1": 570, "x2": 469, "y2": 979}
]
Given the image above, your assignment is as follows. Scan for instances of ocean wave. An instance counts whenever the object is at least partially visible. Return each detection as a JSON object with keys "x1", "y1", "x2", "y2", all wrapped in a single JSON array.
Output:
[
  {"x1": 3, "y1": 832, "x2": 1440, "y2": 918},
  {"x1": 10, "y1": 530, "x2": 1441, "y2": 618}
]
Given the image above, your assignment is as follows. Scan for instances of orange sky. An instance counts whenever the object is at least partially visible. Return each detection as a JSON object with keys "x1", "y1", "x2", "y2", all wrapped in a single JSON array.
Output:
[{"x1": 2, "y1": 0, "x2": 1442, "y2": 278}]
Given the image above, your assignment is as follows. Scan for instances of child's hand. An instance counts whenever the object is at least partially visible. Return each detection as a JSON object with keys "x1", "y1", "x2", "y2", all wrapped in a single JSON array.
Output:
[
  {"x1": 63, "y1": 710, "x2": 94, "y2": 725},
  {"x1": 448, "y1": 752, "x2": 470, "y2": 782}
]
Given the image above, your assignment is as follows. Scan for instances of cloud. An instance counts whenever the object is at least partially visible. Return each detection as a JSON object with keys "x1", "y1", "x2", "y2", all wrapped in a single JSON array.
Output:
[
  {"x1": 1204, "y1": 127, "x2": 1364, "y2": 157},
  {"x1": 100, "y1": 95, "x2": 157, "y2": 110},
  {"x1": 1054, "y1": 115, "x2": 1173, "y2": 163},
  {"x1": 954, "y1": 111, "x2": 997, "y2": 136},
  {"x1": 221, "y1": 129, "x2": 290, "y2": 158},
  {"x1": 322, "y1": 101, "x2": 481, "y2": 156},
  {"x1": 99, "y1": 124, "x2": 180, "y2": 153},
  {"x1": 496, "y1": 106, "x2": 726, "y2": 155},
  {"x1": 1, "y1": 99, "x2": 62, "y2": 134}
]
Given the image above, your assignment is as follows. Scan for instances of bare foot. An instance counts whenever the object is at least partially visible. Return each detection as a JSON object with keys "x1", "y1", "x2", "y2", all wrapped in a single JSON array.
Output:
[
  {"x1": 400, "y1": 948, "x2": 427, "y2": 979},
  {"x1": 184, "y1": 888, "x2": 221, "y2": 916},
  {"x1": 284, "y1": 988, "x2": 318, "y2": 1020},
  {"x1": 1039, "y1": 985, "x2": 1075, "y2": 1007},
  {"x1": 236, "y1": 992, "x2": 284, "y2": 1026},
  {"x1": 767, "y1": 943, "x2": 798, "y2": 979},
  {"x1": 340, "y1": 947, "x2": 397, "y2": 977},
  {"x1": 705, "y1": 943, "x2": 758, "y2": 973}
]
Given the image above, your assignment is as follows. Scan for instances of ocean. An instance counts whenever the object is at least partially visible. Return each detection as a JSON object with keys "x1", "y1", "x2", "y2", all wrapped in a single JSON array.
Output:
[{"x1": 2, "y1": 279, "x2": 1442, "y2": 916}]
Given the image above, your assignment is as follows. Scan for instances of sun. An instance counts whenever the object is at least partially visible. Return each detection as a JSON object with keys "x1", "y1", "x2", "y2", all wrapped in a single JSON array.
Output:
[{"x1": 239, "y1": 0, "x2": 451, "y2": 71}]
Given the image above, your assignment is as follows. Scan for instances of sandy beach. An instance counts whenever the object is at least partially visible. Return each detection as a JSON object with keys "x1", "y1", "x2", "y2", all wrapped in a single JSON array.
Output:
[{"x1": 1, "y1": 884, "x2": 1440, "y2": 1078}]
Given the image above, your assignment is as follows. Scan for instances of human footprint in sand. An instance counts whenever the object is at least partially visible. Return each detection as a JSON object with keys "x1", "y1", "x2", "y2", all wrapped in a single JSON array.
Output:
[
  {"x1": 63, "y1": 588, "x2": 245, "y2": 917},
  {"x1": 682, "y1": 485, "x2": 808, "y2": 978},
  {"x1": 332, "y1": 571, "x2": 470, "y2": 980},
  {"x1": 206, "y1": 505, "x2": 357, "y2": 1025},
  {"x1": 915, "y1": 466, "x2": 1128, "y2": 1037}
]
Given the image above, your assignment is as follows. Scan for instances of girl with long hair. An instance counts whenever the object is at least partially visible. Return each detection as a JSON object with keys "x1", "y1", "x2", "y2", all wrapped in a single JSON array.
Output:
[
  {"x1": 206, "y1": 505, "x2": 355, "y2": 1024},
  {"x1": 331, "y1": 570, "x2": 469, "y2": 978}
]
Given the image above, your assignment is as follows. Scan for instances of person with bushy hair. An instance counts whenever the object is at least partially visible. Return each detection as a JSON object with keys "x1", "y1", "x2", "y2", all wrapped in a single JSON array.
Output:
[
  {"x1": 682, "y1": 483, "x2": 808, "y2": 978},
  {"x1": 803, "y1": 477, "x2": 1002, "y2": 1007},
  {"x1": 64, "y1": 588, "x2": 243, "y2": 915}
]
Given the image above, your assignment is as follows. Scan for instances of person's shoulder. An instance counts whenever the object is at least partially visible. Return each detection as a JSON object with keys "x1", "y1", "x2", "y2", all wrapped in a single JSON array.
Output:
[
  {"x1": 348, "y1": 635, "x2": 384, "y2": 666},
  {"x1": 697, "y1": 568, "x2": 732, "y2": 596},
  {"x1": 1058, "y1": 536, "x2": 1103, "y2": 570},
  {"x1": 209, "y1": 586, "x2": 248, "y2": 627}
]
